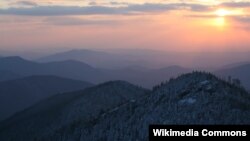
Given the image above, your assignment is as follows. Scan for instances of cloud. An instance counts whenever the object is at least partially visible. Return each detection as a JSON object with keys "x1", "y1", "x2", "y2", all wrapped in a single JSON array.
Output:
[
  {"x1": 125, "y1": 3, "x2": 176, "y2": 12},
  {"x1": 0, "y1": 3, "x2": 211, "y2": 16},
  {"x1": 125, "y1": 3, "x2": 209, "y2": 13},
  {"x1": 45, "y1": 16, "x2": 117, "y2": 26},
  {"x1": 220, "y1": 2, "x2": 250, "y2": 8},
  {"x1": 88, "y1": 2, "x2": 97, "y2": 6},
  {"x1": 0, "y1": 6, "x2": 121, "y2": 16},
  {"x1": 110, "y1": 2, "x2": 129, "y2": 6},
  {"x1": 232, "y1": 16, "x2": 250, "y2": 23},
  {"x1": 186, "y1": 14, "x2": 216, "y2": 18},
  {"x1": 187, "y1": 3, "x2": 210, "y2": 11},
  {"x1": 12, "y1": 1, "x2": 38, "y2": 7}
]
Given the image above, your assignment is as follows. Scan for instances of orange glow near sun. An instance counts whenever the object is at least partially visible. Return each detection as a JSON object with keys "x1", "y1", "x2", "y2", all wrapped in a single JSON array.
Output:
[
  {"x1": 215, "y1": 9, "x2": 231, "y2": 17},
  {"x1": 215, "y1": 8, "x2": 244, "y2": 17},
  {"x1": 214, "y1": 17, "x2": 226, "y2": 27},
  {"x1": 213, "y1": 9, "x2": 236, "y2": 27},
  {"x1": 212, "y1": 8, "x2": 244, "y2": 27}
]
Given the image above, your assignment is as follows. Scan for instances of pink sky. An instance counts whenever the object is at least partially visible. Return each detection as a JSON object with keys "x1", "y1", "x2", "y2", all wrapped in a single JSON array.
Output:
[{"x1": 0, "y1": 0, "x2": 250, "y2": 52}]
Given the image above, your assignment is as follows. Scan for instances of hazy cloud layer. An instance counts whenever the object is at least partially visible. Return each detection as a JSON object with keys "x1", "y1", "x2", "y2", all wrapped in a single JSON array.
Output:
[
  {"x1": 232, "y1": 16, "x2": 250, "y2": 23},
  {"x1": 45, "y1": 17, "x2": 117, "y2": 26},
  {"x1": 0, "y1": 3, "x2": 210, "y2": 16},
  {"x1": 221, "y1": 2, "x2": 250, "y2": 8},
  {"x1": 0, "y1": 6, "x2": 120, "y2": 16},
  {"x1": 7, "y1": 1, "x2": 250, "y2": 16},
  {"x1": 14, "y1": 1, "x2": 38, "y2": 6}
]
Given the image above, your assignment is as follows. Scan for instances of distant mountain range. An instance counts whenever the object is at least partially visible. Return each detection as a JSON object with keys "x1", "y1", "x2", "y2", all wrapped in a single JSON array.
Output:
[
  {"x1": 0, "y1": 56, "x2": 106, "y2": 83},
  {"x1": 216, "y1": 63, "x2": 250, "y2": 90},
  {"x1": 1, "y1": 56, "x2": 250, "y2": 90},
  {"x1": 0, "y1": 72, "x2": 249, "y2": 141},
  {"x1": 36, "y1": 49, "x2": 250, "y2": 90},
  {"x1": 38, "y1": 49, "x2": 145, "y2": 69},
  {"x1": 0, "y1": 75, "x2": 92, "y2": 121},
  {"x1": 220, "y1": 61, "x2": 250, "y2": 70},
  {"x1": 0, "y1": 56, "x2": 190, "y2": 88},
  {"x1": 36, "y1": 49, "x2": 250, "y2": 69}
]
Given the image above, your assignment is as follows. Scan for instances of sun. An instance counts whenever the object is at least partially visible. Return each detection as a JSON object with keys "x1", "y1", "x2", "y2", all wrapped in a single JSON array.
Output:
[
  {"x1": 215, "y1": 9, "x2": 231, "y2": 17},
  {"x1": 213, "y1": 9, "x2": 231, "y2": 27}
]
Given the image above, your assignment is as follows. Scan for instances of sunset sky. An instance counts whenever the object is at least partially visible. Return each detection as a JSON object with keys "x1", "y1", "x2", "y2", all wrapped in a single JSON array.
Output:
[{"x1": 0, "y1": 0, "x2": 250, "y2": 52}]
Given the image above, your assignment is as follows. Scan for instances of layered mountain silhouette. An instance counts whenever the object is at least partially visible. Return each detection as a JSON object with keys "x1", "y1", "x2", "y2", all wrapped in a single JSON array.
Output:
[
  {"x1": 38, "y1": 49, "x2": 250, "y2": 69},
  {"x1": 216, "y1": 63, "x2": 250, "y2": 90},
  {"x1": 38, "y1": 49, "x2": 143, "y2": 69},
  {"x1": 0, "y1": 56, "x2": 190, "y2": 88},
  {"x1": 0, "y1": 56, "x2": 106, "y2": 83},
  {"x1": 0, "y1": 72, "x2": 249, "y2": 141},
  {"x1": 0, "y1": 75, "x2": 92, "y2": 121},
  {"x1": 220, "y1": 62, "x2": 250, "y2": 69}
]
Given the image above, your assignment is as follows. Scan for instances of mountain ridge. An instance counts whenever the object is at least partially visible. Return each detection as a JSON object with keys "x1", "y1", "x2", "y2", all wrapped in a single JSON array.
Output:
[
  {"x1": 0, "y1": 56, "x2": 190, "y2": 88},
  {"x1": 0, "y1": 80, "x2": 149, "y2": 141},
  {"x1": 37, "y1": 49, "x2": 139, "y2": 69}
]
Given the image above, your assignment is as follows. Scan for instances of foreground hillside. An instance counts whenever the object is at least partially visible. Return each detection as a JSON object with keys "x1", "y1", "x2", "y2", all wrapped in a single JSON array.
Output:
[
  {"x1": 0, "y1": 81, "x2": 148, "y2": 141},
  {"x1": 0, "y1": 76, "x2": 92, "y2": 121},
  {"x1": 0, "y1": 72, "x2": 249, "y2": 141},
  {"x1": 52, "y1": 72, "x2": 250, "y2": 141}
]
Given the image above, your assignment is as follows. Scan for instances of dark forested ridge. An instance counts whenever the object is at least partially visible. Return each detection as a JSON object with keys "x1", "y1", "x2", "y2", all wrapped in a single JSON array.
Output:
[
  {"x1": 0, "y1": 72, "x2": 249, "y2": 141},
  {"x1": 0, "y1": 80, "x2": 148, "y2": 141},
  {"x1": 0, "y1": 75, "x2": 93, "y2": 121}
]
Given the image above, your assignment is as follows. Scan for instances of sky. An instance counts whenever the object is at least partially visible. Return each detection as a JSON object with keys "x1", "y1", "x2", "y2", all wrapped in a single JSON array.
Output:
[{"x1": 0, "y1": 0, "x2": 250, "y2": 52}]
